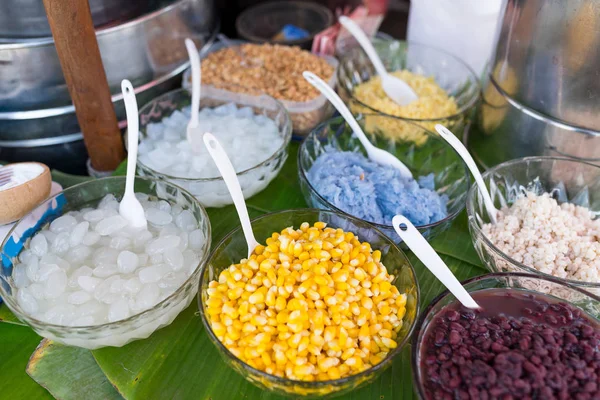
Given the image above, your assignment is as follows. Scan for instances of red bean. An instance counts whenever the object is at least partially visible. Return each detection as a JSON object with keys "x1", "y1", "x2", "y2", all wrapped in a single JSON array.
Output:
[{"x1": 419, "y1": 290, "x2": 600, "y2": 399}]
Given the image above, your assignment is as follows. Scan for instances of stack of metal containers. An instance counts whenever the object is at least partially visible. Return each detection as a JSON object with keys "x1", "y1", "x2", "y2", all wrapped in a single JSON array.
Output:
[
  {"x1": 468, "y1": 0, "x2": 600, "y2": 168},
  {"x1": 0, "y1": 0, "x2": 217, "y2": 174}
]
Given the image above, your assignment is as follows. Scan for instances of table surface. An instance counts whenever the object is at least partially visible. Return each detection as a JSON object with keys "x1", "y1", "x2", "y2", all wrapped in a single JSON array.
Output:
[{"x1": 0, "y1": 140, "x2": 487, "y2": 400}]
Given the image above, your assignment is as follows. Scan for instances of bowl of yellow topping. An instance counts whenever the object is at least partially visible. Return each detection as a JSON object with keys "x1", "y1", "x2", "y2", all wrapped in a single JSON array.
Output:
[
  {"x1": 337, "y1": 39, "x2": 480, "y2": 145},
  {"x1": 198, "y1": 209, "x2": 419, "y2": 397}
]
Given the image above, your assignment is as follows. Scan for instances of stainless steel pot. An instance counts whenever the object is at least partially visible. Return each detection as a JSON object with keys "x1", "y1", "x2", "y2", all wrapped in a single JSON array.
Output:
[
  {"x1": 0, "y1": 0, "x2": 149, "y2": 38},
  {"x1": 490, "y1": 0, "x2": 600, "y2": 131},
  {"x1": 468, "y1": 74, "x2": 600, "y2": 169},
  {"x1": 0, "y1": 0, "x2": 216, "y2": 111},
  {"x1": 468, "y1": 0, "x2": 600, "y2": 168}
]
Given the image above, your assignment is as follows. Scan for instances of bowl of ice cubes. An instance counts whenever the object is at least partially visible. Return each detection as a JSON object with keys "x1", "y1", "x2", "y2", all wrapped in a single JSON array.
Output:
[
  {"x1": 136, "y1": 85, "x2": 293, "y2": 208},
  {"x1": 0, "y1": 176, "x2": 211, "y2": 349}
]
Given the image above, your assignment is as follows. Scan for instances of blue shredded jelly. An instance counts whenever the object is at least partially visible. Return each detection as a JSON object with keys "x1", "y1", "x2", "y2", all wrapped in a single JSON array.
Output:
[{"x1": 307, "y1": 149, "x2": 448, "y2": 226}]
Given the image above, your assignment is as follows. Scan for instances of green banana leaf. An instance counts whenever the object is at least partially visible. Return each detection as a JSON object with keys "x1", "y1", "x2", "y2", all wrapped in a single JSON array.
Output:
[
  {"x1": 1, "y1": 142, "x2": 487, "y2": 399},
  {"x1": 27, "y1": 340, "x2": 122, "y2": 400}
]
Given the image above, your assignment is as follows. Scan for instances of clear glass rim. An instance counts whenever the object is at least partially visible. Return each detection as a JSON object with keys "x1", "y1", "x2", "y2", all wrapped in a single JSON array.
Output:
[
  {"x1": 0, "y1": 176, "x2": 213, "y2": 331},
  {"x1": 339, "y1": 39, "x2": 481, "y2": 121},
  {"x1": 410, "y1": 271, "x2": 600, "y2": 399},
  {"x1": 297, "y1": 115, "x2": 472, "y2": 231},
  {"x1": 198, "y1": 208, "x2": 421, "y2": 389},
  {"x1": 466, "y1": 155, "x2": 600, "y2": 289},
  {"x1": 136, "y1": 87, "x2": 293, "y2": 182}
]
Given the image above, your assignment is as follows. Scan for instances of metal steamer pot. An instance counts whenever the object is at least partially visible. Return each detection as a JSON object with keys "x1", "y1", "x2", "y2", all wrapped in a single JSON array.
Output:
[
  {"x1": 0, "y1": 0, "x2": 148, "y2": 39},
  {"x1": 0, "y1": 0, "x2": 217, "y2": 174},
  {"x1": 467, "y1": 0, "x2": 600, "y2": 168}
]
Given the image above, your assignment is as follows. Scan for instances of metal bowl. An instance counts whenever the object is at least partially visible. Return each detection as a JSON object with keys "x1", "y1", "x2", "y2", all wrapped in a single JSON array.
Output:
[
  {"x1": 0, "y1": 0, "x2": 151, "y2": 39},
  {"x1": 0, "y1": 0, "x2": 216, "y2": 112}
]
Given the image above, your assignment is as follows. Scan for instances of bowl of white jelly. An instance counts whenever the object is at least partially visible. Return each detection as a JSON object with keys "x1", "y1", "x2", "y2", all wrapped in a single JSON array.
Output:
[
  {"x1": 136, "y1": 86, "x2": 292, "y2": 208},
  {"x1": 0, "y1": 176, "x2": 211, "y2": 349}
]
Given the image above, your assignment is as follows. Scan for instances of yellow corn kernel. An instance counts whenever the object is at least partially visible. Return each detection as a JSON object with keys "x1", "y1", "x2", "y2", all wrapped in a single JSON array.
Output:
[{"x1": 248, "y1": 291, "x2": 264, "y2": 304}]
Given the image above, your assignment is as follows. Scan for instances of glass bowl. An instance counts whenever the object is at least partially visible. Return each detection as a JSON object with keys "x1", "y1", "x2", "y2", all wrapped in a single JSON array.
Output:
[
  {"x1": 337, "y1": 39, "x2": 480, "y2": 141},
  {"x1": 411, "y1": 273, "x2": 600, "y2": 399},
  {"x1": 235, "y1": 1, "x2": 333, "y2": 49},
  {"x1": 182, "y1": 38, "x2": 339, "y2": 136},
  {"x1": 198, "y1": 209, "x2": 420, "y2": 397},
  {"x1": 136, "y1": 86, "x2": 292, "y2": 208},
  {"x1": 0, "y1": 176, "x2": 211, "y2": 349},
  {"x1": 466, "y1": 156, "x2": 600, "y2": 298},
  {"x1": 298, "y1": 115, "x2": 471, "y2": 244}
]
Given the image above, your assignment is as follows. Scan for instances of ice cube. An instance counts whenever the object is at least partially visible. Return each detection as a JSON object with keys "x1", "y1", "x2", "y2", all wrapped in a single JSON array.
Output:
[
  {"x1": 175, "y1": 210, "x2": 197, "y2": 232},
  {"x1": 44, "y1": 270, "x2": 68, "y2": 299},
  {"x1": 17, "y1": 288, "x2": 38, "y2": 314},
  {"x1": 136, "y1": 283, "x2": 160, "y2": 310},
  {"x1": 110, "y1": 236, "x2": 132, "y2": 251},
  {"x1": 189, "y1": 229, "x2": 204, "y2": 251},
  {"x1": 146, "y1": 235, "x2": 181, "y2": 255},
  {"x1": 69, "y1": 221, "x2": 90, "y2": 247},
  {"x1": 138, "y1": 265, "x2": 166, "y2": 283},
  {"x1": 50, "y1": 215, "x2": 77, "y2": 234},
  {"x1": 94, "y1": 216, "x2": 128, "y2": 236},
  {"x1": 164, "y1": 248, "x2": 184, "y2": 271},
  {"x1": 68, "y1": 265, "x2": 93, "y2": 288},
  {"x1": 93, "y1": 265, "x2": 118, "y2": 278},
  {"x1": 145, "y1": 208, "x2": 173, "y2": 226},
  {"x1": 68, "y1": 291, "x2": 92, "y2": 305},
  {"x1": 30, "y1": 234, "x2": 48, "y2": 257},
  {"x1": 66, "y1": 245, "x2": 92, "y2": 264},
  {"x1": 12, "y1": 264, "x2": 30, "y2": 289},
  {"x1": 83, "y1": 231, "x2": 101, "y2": 246},
  {"x1": 117, "y1": 251, "x2": 139, "y2": 274},
  {"x1": 123, "y1": 277, "x2": 142, "y2": 294},
  {"x1": 51, "y1": 232, "x2": 71, "y2": 254},
  {"x1": 94, "y1": 276, "x2": 121, "y2": 304},
  {"x1": 108, "y1": 299, "x2": 130, "y2": 322},
  {"x1": 78, "y1": 276, "x2": 102, "y2": 292},
  {"x1": 98, "y1": 194, "x2": 119, "y2": 211},
  {"x1": 83, "y1": 209, "x2": 105, "y2": 223}
]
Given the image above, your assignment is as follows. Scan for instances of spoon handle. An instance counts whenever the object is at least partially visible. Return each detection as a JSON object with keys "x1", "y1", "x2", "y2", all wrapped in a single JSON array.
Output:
[
  {"x1": 185, "y1": 39, "x2": 201, "y2": 130},
  {"x1": 435, "y1": 125, "x2": 498, "y2": 224},
  {"x1": 122, "y1": 80, "x2": 138, "y2": 197},
  {"x1": 392, "y1": 215, "x2": 480, "y2": 309},
  {"x1": 339, "y1": 16, "x2": 387, "y2": 78},
  {"x1": 303, "y1": 71, "x2": 374, "y2": 154},
  {"x1": 203, "y1": 133, "x2": 259, "y2": 258}
]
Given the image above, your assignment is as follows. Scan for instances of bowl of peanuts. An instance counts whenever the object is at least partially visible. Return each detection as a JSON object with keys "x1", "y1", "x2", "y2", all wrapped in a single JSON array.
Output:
[
  {"x1": 199, "y1": 209, "x2": 419, "y2": 397},
  {"x1": 337, "y1": 39, "x2": 480, "y2": 144},
  {"x1": 467, "y1": 156, "x2": 600, "y2": 300},
  {"x1": 184, "y1": 39, "x2": 339, "y2": 136}
]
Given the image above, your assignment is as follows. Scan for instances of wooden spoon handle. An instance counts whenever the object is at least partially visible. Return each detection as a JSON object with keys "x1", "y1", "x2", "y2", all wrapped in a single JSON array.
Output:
[{"x1": 43, "y1": 0, "x2": 125, "y2": 172}]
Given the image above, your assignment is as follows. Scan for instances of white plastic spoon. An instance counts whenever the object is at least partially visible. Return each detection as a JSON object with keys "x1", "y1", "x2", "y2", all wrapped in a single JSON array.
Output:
[
  {"x1": 339, "y1": 16, "x2": 418, "y2": 106},
  {"x1": 435, "y1": 124, "x2": 498, "y2": 224},
  {"x1": 119, "y1": 80, "x2": 147, "y2": 229},
  {"x1": 203, "y1": 132, "x2": 259, "y2": 258},
  {"x1": 392, "y1": 215, "x2": 480, "y2": 309},
  {"x1": 303, "y1": 71, "x2": 413, "y2": 179},
  {"x1": 185, "y1": 38, "x2": 202, "y2": 152}
]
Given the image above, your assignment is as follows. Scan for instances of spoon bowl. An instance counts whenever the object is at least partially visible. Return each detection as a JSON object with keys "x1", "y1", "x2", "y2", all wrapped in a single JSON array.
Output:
[
  {"x1": 339, "y1": 16, "x2": 418, "y2": 106},
  {"x1": 185, "y1": 38, "x2": 202, "y2": 152},
  {"x1": 393, "y1": 215, "x2": 480, "y2": 309},
  {"x1": 119, "y1": 80, "x2": 147, "y2": 229},
  {"x1": 435, "y1": 124, "x2": 498, "y2": 223},
  {"x1": 303, "y1": 71, "x2": 413, "y2": 179},
  {"x1": 203, "y1": 132, "x2": 259, "y2": 258}
]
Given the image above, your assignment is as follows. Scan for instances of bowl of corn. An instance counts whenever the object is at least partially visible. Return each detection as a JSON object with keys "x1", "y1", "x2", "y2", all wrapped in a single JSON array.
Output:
[
  {"x1": 198, "y1": 209, "x2": 419, "y2": 397},
  {"x1": 337, "y1": 39, "x2": 480, "y2": 144}
]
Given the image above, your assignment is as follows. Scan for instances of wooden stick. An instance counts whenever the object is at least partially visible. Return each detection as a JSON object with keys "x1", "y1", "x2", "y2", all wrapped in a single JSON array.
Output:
[{"x1": 43, "y1": 0, "x2": 125, "y2": 172}]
